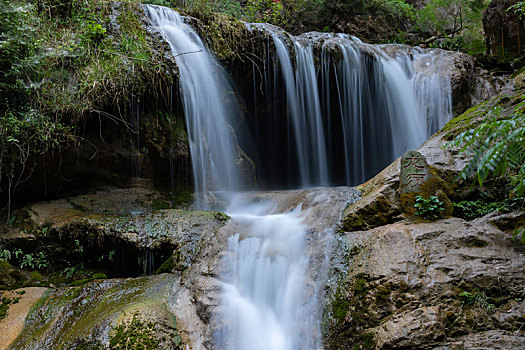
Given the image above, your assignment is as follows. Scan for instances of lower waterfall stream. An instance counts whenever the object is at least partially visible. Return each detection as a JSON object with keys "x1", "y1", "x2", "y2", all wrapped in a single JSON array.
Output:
[{"x1": 216, "y1": 188, "x2": 358, "y2": 350}]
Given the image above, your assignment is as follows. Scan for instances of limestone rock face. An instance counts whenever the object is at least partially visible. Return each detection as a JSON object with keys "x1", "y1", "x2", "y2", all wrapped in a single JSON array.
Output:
[
  {"x1": 483, "y1": 0, "x2": 525, "y2": 57},
  {"x1": 326, "y1": 216, "x2": 525, "y2": 349},
  {"x1": 334, "y1": 91, "x2": 525, "y2": 349}
]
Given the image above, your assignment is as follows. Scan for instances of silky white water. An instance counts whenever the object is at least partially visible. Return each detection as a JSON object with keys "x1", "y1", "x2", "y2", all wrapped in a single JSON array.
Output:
[
  {"x1": 220, "y1": 198, "x2": 311, "y2": 349},
  {"x1": 145, "y1": 5, "x2": 242, "y2": 208},
  {"x1": 216, "y1": 188, "x2": 357, "y2": 350},
  {"x1": 271, "y1": 34, "x2": 452, "y2": 185}
]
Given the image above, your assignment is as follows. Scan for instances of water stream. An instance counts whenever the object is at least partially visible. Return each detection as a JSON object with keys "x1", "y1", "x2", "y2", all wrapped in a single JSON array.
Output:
[
  {"x1": 145, "y1": 5, "x2": 242, "y2": 208},
  {"x1": 145, "y1": 6, "x2": 452, "y2": 349}
]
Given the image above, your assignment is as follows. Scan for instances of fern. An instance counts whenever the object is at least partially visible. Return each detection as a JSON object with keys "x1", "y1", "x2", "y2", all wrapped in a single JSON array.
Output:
[{"x1": 446, "y1": 104, "x2": 525, "y2": 197}]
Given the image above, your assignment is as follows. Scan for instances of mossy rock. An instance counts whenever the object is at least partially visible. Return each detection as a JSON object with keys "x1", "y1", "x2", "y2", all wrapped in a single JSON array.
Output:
[
  {"x1": 442, "y1": 89, "x2": 525, "y2": 140},
  {"x1": 154, "y1": 255, "x2": 175, "y2": 274},
  {"x1": 399, "y1": 151, "x2": 453, "y2": 219},
  {"x1": 342, "y1": 213, "x2": 367, "y2": 232}
]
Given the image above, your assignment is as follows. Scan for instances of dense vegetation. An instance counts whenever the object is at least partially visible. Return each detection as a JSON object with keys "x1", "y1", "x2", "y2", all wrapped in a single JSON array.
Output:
[
  {"x1": 149, "y1": 0, "x2": 490, "y2": 53},
  {"x1": 0, "y1": 0, "x2": 174, "y2": 217}
]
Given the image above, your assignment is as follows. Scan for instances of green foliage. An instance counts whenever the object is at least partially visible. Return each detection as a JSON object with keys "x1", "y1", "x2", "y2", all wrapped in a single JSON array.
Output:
[
  {"x1": 368, "y1": 0, "x2": 415, "y2": 20},
  {"x1": 61, "y1": 262, "x2": 84, "y2": 279},
  {"x1": 20, "y1": 251, "x2": 48, "y2": 270},
  {"x1": 459, "y1": 289, "x2": 495, "y2": 312},
  {"x1": 0, "y1": 249, "x2": 12, "y2": 261},
  {"x1": 414, "y1": 0, "x2": 488, "y2": 54},
  {"x1": 243, "y1": 0, "x2": 285, "y2": 25},
  {"x1": 446, "y1": 102, "x2": 525, "y2": 198},
  {"x1": 1, "y1": 246, "x2": 49, "y2": 270},
  {"x1": 74, "y1": 239, "x2": 84, "y2": 253},
  {"x1": 0, "y1": 297, "x2": 12, "y2": 321},
  {"x1": 81, "y1": 19, "x2": 107, "y2": 46},
  {"x1": 452, "y1": 193, "x2": 514, "y2": 220},
  {"x1": 508, "y1": 1, "x2": 525, "y2": 20},
  {"x1": 0, "y1": 0, "x2": 37, "y2": 116},
  {"x1": 413, "y1": 195, "x2": 444, "y2": 220}
]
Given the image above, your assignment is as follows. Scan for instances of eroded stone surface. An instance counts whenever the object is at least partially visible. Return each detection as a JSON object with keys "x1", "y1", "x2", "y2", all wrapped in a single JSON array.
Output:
[{"x1": 325, "y1": 215, "x2": 525, "y2": 349}]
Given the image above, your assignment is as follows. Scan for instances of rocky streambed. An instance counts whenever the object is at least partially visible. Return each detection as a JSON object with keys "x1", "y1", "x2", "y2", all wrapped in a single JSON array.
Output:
[{"x1": 1, "y1": 123, "x2": 524, "y2": 349}]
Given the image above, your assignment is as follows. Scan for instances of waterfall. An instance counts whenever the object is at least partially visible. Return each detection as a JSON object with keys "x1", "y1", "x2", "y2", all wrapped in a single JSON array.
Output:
[
  {"x1": 220, "y1": 198, "x2": 312, "y2": 350},
  {"x1": 145, "y1": 5, "x2": 242, "y2": 208},
  {"x1": 216, "y1": 188, "x2": 357, "y2": 350},
  {"x1": 145, "y1": 8, "x2": 453, "y2": 349},
  {"x1": 272, "y1": 36, "x2": 329, "y2": 187},
  {"x1": 260, "y1": 33, "x2": 452, "y2": 186}
]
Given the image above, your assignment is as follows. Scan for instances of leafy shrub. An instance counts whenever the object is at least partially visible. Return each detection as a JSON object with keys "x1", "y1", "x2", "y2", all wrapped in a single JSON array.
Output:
[
  {"x1": 446, "y1": 97, "x2": 525, "y2": 243},
  {"x1": 459, "y1": 289, "x2": 495, "y2": 312},
  {"x1": 414, "y1": 195, "x2": 444, "y2": 220},
  {"x1": 446, "y1": 104, "x2": 525, "y2": 198},
  {"x1": 508, "y1": 1, "x2": 525, "y2": 20},
  {"x1": 414, "y1": 0, "x2": 487, "y2": 54}
]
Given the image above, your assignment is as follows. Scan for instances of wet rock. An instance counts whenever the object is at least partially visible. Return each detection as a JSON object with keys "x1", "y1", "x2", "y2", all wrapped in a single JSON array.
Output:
[
  {"x1": 8, "y1": 275, "x2": 181, "y2": 349},
  {"x1": 0, "y1": 287, "x2": 47, "y2": 350},
  {"x1": 342, "y1": 158, "x2": 402, "y2": 232},
  {"x1": 326, "y1": 216, "x2": 525, "y2": 349}
]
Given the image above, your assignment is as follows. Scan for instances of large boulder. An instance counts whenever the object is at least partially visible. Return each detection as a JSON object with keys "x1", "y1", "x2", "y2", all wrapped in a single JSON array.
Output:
[
  {"x1": 483, "y1": 0, "x2": 525, "y2": 56},
  {"x1": 325, "y1": 215, "x2": 525, "y2": 349}
]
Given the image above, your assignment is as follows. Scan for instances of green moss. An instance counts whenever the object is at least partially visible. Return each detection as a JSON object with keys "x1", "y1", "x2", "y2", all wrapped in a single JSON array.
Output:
[
  {"x1": 375, "y1": 283, "x2": 392, "y2": 304},
  {"x1": 92, "y1": 273, "x2": 107, "y2": 280},
  {"x1": 154, "y1": 255, "x2": 175, "y2": 274},
  {"x1": 354, "y1": 278, "x2": 368, "y2": 297},
  {"x1": 332, "y1": 297, "x2": 350, "y2": 320},
  {"x1": 25, "y1": 271, "x2": 47, "y2": 286},
  {"x1": 71, "y1": 338, "x2": 103, "y2": 350},
  {"x1": 362, "y1": 332, "x2": 376, "y2": 349},
  {"x1": 442, "y1": 90, "x2": 524, "y2": 140},
  {"x1": 70, "y1": 273, "x2": 106, "y2": 287},
  {"x1": 193, "y1": 12, "x2": 247, "y2": 62},
  {"x1": 0, "y1": 260, "x2": 12, "y2": 269},
  {"x1": 348, "y1": 244, "x2": 362, "y2": 257},
  {"x1": 342, "y1": 213, "x2": 367, "y2": 232},
  {"x1": 214, "y1": 212, "x2": 229, "y2": 222},
  {"x1": 109, "y1": 312, "x2": 160, "y2": 349},
  {"x1": 70, "y1": 278, "x2": 92, "y2": 287},
  {"x1": 0, "y1": 297, "x2": 12, "y2": 321},
  {"x1": 152, "y1": 200, "x2": 171, "y2": 210}
]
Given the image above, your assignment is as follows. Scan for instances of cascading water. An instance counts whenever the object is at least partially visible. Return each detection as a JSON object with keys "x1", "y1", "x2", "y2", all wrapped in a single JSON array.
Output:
[
  {"x1": 220, "y1": 198, "x2": 311, "y2": 350},
  {"x1": 259, "y1": 33, "x2": 452, "y2": 186},
  {"x1": 216, "y1": 188, "x2": 358, "y2": 350},
  {"x1": 145, "y1": 5, "x2": 242, "y2": 208},
  {"x1": 146, "y1": 8, "x2": 454, "y2": 349},
  {"x1": 272, "y1": 36, "x2": 329, "y2": 187}
]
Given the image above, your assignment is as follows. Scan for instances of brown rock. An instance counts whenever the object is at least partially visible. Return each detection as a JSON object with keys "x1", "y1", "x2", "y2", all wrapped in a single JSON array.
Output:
[
  {"x1": 326, "y1": 215, "x2": 525, "y2": 349},
  {"x1": 483, "y1": 0, "x2": 525, "y2": 57},
  {"x1": 399, "y1": 151, "x2": 453, "y2": 218}
]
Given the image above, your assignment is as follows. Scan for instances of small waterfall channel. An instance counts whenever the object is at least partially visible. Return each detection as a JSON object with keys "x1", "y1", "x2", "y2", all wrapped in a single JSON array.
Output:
[
  {"x1": 217, "y1": 188, "x2": 358, "y2": 350},
  {"x1": 146, "y1": 5, "x2": 452, "y2": 349},
  {"x1": 145, "y1": 5, "x2": 242, "y2": 208}
]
